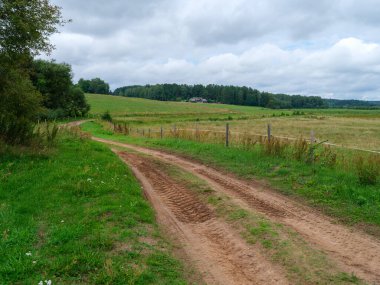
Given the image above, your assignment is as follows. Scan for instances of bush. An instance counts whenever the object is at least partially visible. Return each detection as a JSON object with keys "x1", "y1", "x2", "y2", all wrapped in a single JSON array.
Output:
[
  {"x1": 0, "y1": 64, "x2": 42, "y2": 145},
  {"x1": 293, "y1": 138, "x2": 309, "y2": 161},
  {"x1": 263, "y1": 137, "x2": 288, "y2": 157},
  {"x1": 101, "y1": 111, "x2": 112, "y2": 122},
  {"x1": 355, "y1": 155, "x2": 380, "y2": 185}
]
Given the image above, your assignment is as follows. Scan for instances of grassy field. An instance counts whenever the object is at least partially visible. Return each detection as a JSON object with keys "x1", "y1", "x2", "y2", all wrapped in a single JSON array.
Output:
[
  {"x1": 86, "y1": 94, "x2": 380, "y2": 151},
  {"x1": 82, "y1": 121, "x2": 380, "y2": 237},
  {"x1": 0, "y1": 133, "x2": 188, "y2": 284}
]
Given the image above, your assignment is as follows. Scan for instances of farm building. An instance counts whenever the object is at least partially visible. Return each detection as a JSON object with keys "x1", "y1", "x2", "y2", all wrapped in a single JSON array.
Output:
[{"x1": 189, "y1": 97, "x2": 208, "y2": 103}]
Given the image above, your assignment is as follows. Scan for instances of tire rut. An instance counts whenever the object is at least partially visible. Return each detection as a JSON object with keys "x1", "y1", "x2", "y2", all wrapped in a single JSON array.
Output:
[
  {"x1": 93, "y1": 137, "x2": 380, "y2": 284},
  {"x1": 117, "y1": 151, "x2": 289, "y2": 285}
]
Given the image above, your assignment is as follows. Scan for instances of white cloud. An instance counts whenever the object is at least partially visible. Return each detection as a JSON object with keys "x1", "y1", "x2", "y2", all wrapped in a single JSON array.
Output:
[{"x1": 47, "y1": 0, "x2": 380, "y2": 100}]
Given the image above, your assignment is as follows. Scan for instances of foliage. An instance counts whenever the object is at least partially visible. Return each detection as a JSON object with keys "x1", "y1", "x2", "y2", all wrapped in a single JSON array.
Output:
[
  {"x1": 355, "y1": 156, "x2": 380, "y2": 185},
  {"x1": 31, "y1": 60, "x2": 90, "y2": 118},
  {"x1": 101, "y1": 111, "x2": 112, "y2": 122},
  {"x1": 0, "y1": 0, "x2": 65, "y2": 57},
  {"x1": 0, "y1": 0, "x2": 64, "y2": 144},
  {"x1": 0, "y1": 59, "x2": 42, "y2": 144},
  {"x1": 114, "y1": 84, "x2": 327, "y2": 109},
  {"x1": 78, "y1": 78, "x2": 110, "y2": 94}
]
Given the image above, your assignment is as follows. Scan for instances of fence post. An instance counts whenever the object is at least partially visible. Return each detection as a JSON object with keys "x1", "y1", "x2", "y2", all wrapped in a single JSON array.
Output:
[
  {"x1": 226, "y1": 123, "x2": 229, "y2": 147},
  {"x1": 267, "y1": 124, "x2": 271, "y2": 143},
  {"x1": 196, "y1": 123, "x2": 199, "y2": 141},
  {"x1": 142, "y1": 129, "x2": 145, "y2": 137},
  {"x1": 148, "y1": 128, "x2": 151, "y2": 138},
  {"x1": 310, "y1": 130, "x2": 315, "y2": 164},
  {"x1": 160, "y1": 126, "x2": 163, "y2": 139}
]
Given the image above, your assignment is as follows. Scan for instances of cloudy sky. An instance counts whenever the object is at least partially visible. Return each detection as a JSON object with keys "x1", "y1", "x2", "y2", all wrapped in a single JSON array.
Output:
[{"x1": 48, "y1": 0, "x2": 380, "y2": 100}]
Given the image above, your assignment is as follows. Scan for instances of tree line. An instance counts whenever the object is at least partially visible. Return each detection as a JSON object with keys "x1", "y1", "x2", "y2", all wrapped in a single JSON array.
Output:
[
  {"x1": 113, "y1": 84, "x2": 380, "y2": 109},
  {"x1": 113, "y1": 84, "x2": 326, "y2": 109},
  {"x1": 0, "y1": 0, "x2": 89, "y2": 144},
  {"x1": 77, "y1": 78, "x2": 110, "y2": 94}
]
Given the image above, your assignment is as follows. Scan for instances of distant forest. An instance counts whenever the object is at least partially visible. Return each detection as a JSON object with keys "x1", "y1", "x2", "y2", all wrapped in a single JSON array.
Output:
[{"x1": 113, "y1": 84, "x2": 380, "y2": 109}]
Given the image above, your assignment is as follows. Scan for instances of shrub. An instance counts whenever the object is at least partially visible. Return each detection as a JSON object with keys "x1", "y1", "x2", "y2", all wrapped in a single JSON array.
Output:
[
  {"x1": 101, "y1": 111, "x2": 112, "y2": 122},
  {"x1": 293, "y1": 137, "x2": 309, "y2": 161},
  {"x1": 263, "y1": 137, "x2": 289, "y2": 157},
  {"x1": 355, "y1": 155, "x2": 380, "y2": 185},
  {"x1": 0, "y1": 65, "x2": 42, "y2": 145}
]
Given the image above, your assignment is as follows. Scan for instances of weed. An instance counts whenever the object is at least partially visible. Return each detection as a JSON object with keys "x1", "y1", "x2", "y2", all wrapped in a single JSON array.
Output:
[
  {"x1": 355, "y1": 155, "x2": 380, "y2": 185},
  {"x1": 101, "y1": 111, "x2": 112, "y2": 122}
]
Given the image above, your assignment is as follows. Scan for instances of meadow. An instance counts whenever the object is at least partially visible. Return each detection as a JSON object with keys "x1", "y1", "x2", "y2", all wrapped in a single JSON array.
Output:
[
  {"x1": 86, "y1": 94, "x2": 380, "y2": 151},
  {"x1": 83, "y1": 94, "x2": 380, "y2": 236}
]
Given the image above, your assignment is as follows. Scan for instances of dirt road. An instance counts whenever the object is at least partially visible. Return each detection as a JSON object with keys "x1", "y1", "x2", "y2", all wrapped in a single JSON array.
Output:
[
  {"x1": 118, "y1": 152, "x2": 288, "y2": 285},
  {"x1": 93, "y1": 137, "x2": 380, "y2": 284}
]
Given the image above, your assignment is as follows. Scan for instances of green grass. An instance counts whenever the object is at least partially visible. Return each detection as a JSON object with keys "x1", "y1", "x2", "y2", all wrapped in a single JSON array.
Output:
[
  {"x1": 86, "y1": 94, "x2": 380, "y2": 151},
  {"x1": 87, "y1": 93, "x2": 380, "y2": 118},
  {"x1": 134, "y1": 154, "x2": 363, "y2": 284},
  {"x1": 0, "y1": 134, "x2": 187, "y2": 284},
  {"x1": 86, "y1": 94, "x2": 234, "y2": 116},
  {"x1": 82, "y1": 121, "x2": 380, "y2": 237}
]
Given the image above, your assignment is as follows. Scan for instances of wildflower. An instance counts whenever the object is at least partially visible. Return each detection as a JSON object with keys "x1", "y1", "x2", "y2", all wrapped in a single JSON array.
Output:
[
  {"x1": 32, "y1": 260, "x2": 37, "y2": 264},
  {"x1": 45, "y1": 280, "x2": 52, "y2": 285},
  {"x1": 61, "y1": 220, "x2": 64, "y2": 223},
  {"x1": 26, "y1": 252, "x2": 32, "y2": 256},
  {"x1": 38, "y1": 281, "x2": 43, "y2": 285}
]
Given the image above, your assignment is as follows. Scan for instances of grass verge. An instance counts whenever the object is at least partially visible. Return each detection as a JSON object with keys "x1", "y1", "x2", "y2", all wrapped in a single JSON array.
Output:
[
  {"x1": 81, "y1": 121, "x2": 380, "y2": 237},
  {"x1": 136, "y1": 154, "x2": 363, "y2": 284},
  {"x1": 0, "y1": 133, "x2": 187, "y2": 284}
]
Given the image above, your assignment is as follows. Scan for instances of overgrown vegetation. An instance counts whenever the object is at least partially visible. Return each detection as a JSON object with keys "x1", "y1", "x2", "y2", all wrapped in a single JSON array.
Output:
[
  {"x1": 0, "y1": 133, "x2": 188, "y2": 284},
  {"x1": 101, "y1": 111, "x2": 113, "y2": 122}
]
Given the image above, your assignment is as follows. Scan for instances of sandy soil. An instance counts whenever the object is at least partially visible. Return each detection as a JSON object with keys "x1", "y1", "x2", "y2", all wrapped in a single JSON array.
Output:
[
  {"x1": 93, "y1": 137, "x2": 380, "y2": 284},
  {"x1": 118, "y1": 152, "x2": 288, "y2": 285}
]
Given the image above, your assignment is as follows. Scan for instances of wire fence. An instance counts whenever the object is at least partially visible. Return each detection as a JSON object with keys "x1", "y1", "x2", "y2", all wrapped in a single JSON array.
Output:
[{"x1": 112, "y1": 122, "x2": 380, "y2": 155}]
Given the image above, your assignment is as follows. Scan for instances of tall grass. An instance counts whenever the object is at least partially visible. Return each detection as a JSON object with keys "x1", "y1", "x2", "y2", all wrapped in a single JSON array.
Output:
[{"x1": 109, "y1": 121, "x2": 380, "y2": 186}]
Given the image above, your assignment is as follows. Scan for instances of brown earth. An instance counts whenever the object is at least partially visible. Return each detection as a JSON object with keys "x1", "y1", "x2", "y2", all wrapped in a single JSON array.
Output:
[
  {"x1": 93, "y1": 137, "x2": 380, "y2": 284},
  {"x1": 118, "y1": 152, "x2": 288, "y2": 285}
]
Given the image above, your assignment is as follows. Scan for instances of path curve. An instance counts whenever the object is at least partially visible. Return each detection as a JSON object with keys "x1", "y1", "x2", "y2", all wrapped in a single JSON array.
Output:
[{"x1": 94, "y1": 137, "x2": 380, "y2": 284}]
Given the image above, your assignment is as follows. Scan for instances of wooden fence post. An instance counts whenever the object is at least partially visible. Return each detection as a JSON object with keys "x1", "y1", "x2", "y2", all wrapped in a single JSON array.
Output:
[
  {"x1": 267, "y1": 124, "x2": 271, "y2": 143},
  {"x1": 148, "y1": 129, "x2": 151, "y2": 138},
  {"x1": 160, "y1": 126, "x2": 163, "y2": 139},
  {"x1": 310, "y1": 130, "x2": 315, "y2": 164},
  {"x1": 142, "y1": 129, "x2": 145, "y2": 137},
  {"x1": 226, "y1": 123, "x2": 229, "y2": 147},
  {"x1": 196, "y1": 123, "x2": 199, "y2": 141}
]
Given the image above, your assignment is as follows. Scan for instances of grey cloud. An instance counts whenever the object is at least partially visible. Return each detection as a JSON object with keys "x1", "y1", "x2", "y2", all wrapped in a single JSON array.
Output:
[{"x1": 47, "y1": 0, "x2": 380, "y2": 100}]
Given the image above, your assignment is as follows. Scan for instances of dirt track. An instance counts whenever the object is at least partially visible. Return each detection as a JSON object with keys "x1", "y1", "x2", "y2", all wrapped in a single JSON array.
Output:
[
  {"x1": 93, "y1": 137, "x2": 380, "y2": 284},
  {"x1": 118, "y1": 152, "x2": 288, "y2": 285}
]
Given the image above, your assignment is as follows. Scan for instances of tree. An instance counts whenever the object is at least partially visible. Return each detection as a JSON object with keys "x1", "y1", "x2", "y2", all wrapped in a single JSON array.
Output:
[
  {"x1": 0, "y1": 58, "x2": 42, "y2": 144},
  {"x1": 0, "y1": 0, "x2": 65, "y2": 57},
  {"x1": 78, "y1": 78, "x2": 110, "y2": 94},
  {"x1": 0, "y1": 0, "x2": 65, "y2": 144},
  {"x1": 31, "y1": 60, "x2": 90, "y2": 118}
]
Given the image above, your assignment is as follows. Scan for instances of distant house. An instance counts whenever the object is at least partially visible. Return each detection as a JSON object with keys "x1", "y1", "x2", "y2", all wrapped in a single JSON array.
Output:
[{"x1": 189, "y1": 97, "x2": 208, "y2": 103}]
